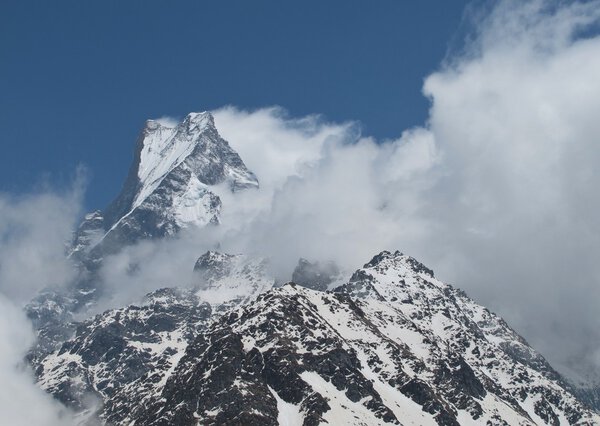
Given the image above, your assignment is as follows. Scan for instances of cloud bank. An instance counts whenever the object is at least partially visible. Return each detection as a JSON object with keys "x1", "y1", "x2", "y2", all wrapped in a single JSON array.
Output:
[
  {"x1": 0, "y1": 184, "x2": 82, "y2": 425},
  {"x1": 0, "y1": 295, "x2": 74, "y2": 426},
  {"x1": 0, "y1": 187, "x2": 82, "y2": 302}
]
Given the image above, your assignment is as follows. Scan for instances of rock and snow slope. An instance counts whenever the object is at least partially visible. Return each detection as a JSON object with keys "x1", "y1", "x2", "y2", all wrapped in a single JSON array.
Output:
[
  {"x1": 37, "y1": 288, "x2": 212, "y2": 425},
  {"x1": 133, "y1": 252, "x2": 599, "y2": 426},
  {"x1": 36, "y1": 251, "x2": 276, "y2": 425},
  {"x1": 36, "y1": 251, "x2": 600, "y2": 425},
  {"x1": 71, "y1": 111, "x2": 258, "y2": 261},
  {"x1": 28, "y1": 112, "x2": 260, "y2": 362}
]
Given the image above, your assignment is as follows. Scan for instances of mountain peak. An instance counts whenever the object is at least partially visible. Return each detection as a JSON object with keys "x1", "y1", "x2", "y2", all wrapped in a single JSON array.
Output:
[
  {"x1": 144, "y1": 112, "x2": 214, "y2": 134},
  {"x1": 76, "y1": 111, "x2": 258, "y2": 259},
  {"x1": 364, "y1": 250, "x2": 435, "y2": 278},
  {"x1": 182, "y1": 111, "x2": 214, "y2": 130},
  {"x1": 143, "y1": 119, "x2": 164, "y2": 132}
]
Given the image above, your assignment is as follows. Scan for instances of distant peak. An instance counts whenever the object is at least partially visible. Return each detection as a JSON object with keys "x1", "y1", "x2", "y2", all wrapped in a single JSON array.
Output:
[
  {"x1": 363, "y1": 250, "x2": 434, "y2": 277},
  {"x1": 182, "y1": 111, "x2": 215, "y2": 131},
  {"x1": 185, "y1": 111, "x2": 212, "y2": 120},
  {"x1": 363, "y1": 250, "x2": 403, "y2": 267},
  {"x1": 98, "y1": 109, "x2": 258, "y2": 251},
  {"x1": 144, "y1": 112, "x2": 214, "y2": 133},
  {"x1": 194, "y1": 251, "x2": 237, "y2": 273},
  {"x1": 144, "y1": 119, "x2": 163, "y2": 132}
]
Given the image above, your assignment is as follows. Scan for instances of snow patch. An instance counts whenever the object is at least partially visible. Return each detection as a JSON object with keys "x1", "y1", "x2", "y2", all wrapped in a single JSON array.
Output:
[{"x1": 268, "y1": 386, "x2": 304, "y2": 426}]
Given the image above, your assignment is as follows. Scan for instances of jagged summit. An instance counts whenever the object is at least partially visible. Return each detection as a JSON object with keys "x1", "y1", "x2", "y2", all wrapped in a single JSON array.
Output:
[
  {"x1": 193, "y1": 250, "x2": 274, "y2": 310},
  {"x1": 362, "y1": 250, "x2": 435, "y2": 277},
  {"x1": 33, "y1": 249, "x2": 600, "y2": 425},
  {"x1": 145, "y1": 111, "x2": 213, "y2": 129},
  {"x1": 292, "y1": 257, "x2": 343, "y2": 291},
  {"x1": 71, "y1": 111, "x2": 258, "y2": 259}
]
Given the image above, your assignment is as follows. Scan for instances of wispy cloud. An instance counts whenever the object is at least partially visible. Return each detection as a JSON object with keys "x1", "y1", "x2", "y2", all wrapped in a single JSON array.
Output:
[
  {"x1": 0, "y1": 178, "x2": 83, "y2": 425},
  {"x1": 153, "y1": 115, "x2": 180, "y2": 128},
  {"x1": 0, "y1": 295, "x2": 75, "y2": 425}
]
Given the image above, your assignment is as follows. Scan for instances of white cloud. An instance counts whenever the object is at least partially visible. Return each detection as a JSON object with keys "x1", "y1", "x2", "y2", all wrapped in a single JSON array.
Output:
[
  {"x1": 0, "y1": 181, "x2": 82, "y2": 425},
  {"x1": 0, "y1": 181, "x2": 83, "y2": 302},
  {"x1": 1, "y1": 1, "x2": 598, "y2": 422},
  {"x1": 153, "y1": 115, "x2": 180, "y2": 128},
  {"x1": 418, "y1": 0, "x2": 600, "y2": 382},
  {"x1": 0, "y1": 295, "x2": 75, "y2": 426}
]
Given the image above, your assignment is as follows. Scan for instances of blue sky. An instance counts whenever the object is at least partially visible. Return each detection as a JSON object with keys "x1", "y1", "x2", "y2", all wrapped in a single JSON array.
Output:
[{"x1": 0, "y1": 0, "x2": 469, "y2": 209}]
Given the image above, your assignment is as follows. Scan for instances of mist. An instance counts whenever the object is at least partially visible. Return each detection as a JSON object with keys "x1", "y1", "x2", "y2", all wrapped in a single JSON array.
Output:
[{"x1": 0, "y1": 185, "x2": 82, "y2": 425}]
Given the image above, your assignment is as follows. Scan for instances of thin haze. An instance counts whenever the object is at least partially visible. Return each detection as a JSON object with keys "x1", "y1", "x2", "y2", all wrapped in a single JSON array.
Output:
[{"x1": 0, "y1": 186, "x2": 81, "y2": 425}]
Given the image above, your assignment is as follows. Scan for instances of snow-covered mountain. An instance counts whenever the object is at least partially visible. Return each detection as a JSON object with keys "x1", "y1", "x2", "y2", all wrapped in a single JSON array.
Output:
[
  {"x1": 193, "y1": 251, "x2": 275, "y2": 313},
  {"x1": 35, "y1": 251, "x2": 600, "y2": 425},
  {"x1": 37, "y1": 287, "x2": 212, "y2": 424},
  {"x1": 27, "y1": 111, "x2": 600, "y2": 425},
  {"x1": 71, "y1": 111, "x2": 258, "y2": 262},
  {"x1": 28, "y1": 111, "x2": 259, "y2": 359}
]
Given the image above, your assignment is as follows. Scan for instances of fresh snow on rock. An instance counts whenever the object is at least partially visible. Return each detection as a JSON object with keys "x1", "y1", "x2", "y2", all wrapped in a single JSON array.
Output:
[
  {"x1": 28, "y1": 112, "x2": 261, "y2": 369},
  {"x1": 33, "y1": 250, "x2": 600, "y2": 425},
  {"x1": 122, "y1": 252, "x2": 600, "y2": 425},
  {"x1": 34, "y1": 251, "x2": 277, "y2": 425},
  {"x1": 194, "y1": 251, "x2": 275, "y2": 310},
  {"x1": 73, "y1": 111, "x2": 258, "y2": 260}
]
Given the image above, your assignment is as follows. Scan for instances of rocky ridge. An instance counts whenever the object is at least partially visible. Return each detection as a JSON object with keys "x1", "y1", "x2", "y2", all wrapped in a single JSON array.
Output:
[
  {"x1": 35, "y1": 251, "x2": 600, "y2": 425},
  {"x1": 72, "y1": 111, "x2": 258, "y2": 261},
  {"x1": 36, "y1": 251, "x2": 275, "y2": 425}
]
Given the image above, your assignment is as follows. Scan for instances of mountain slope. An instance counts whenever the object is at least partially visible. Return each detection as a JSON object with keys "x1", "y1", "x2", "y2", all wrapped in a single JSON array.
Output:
[
  {"x1": 28, "y1": 112, "x2": 260, "y2": 362},
  {"x1": 36, "y1": 251, "x2": 276, "y2": 425},
  {"x1": 27, "y1": 110, "x2": 600, "y2": 424},
  {"x1": 39, "y1": 251, "x2": 598, "y2": 425},
  {"x1": 71, "y1": 111, "x2": 258, "y2": 261},
  {"x1": 37, "y1": 288, "x2": 212, "y2": 424},
  {"x1": 139, "y1": 252, "x2": 599, "y2": 425}
]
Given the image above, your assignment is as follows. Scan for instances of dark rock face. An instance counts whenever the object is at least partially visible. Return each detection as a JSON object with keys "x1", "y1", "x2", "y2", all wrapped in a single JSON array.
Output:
[
  {"x1": 28, "y1": 110, "x2": 600, "y2": 423},
  {"x1": 32, "y1": 240, "x2": 600, "y2": 425},
  {"x1": 37, "y1": 288, "x2": 212, "y2": 425},
  {"x1": 35, "y1": 252, "x2": 276, "y2": 425},
  {"x1": 193, "y1": 250, "x2": 237, "y2": 285},
  {"x1": 291, "y1": 258, "x2": 341, "y2": 291},
  {"x1": 26, "y1": 137, "x2": 600, "y2": 425},
  {"x1": 26, "y1": 281, "x2": 100, "y2": 362},
  {"x1": 69, "y1": 211, "x2": 105, "y2": 262},
  {"x1": 61, "y1": 112, "x2": 258, "y2": 278},
  {"x1": 122, "y1": 253, "x2": 600, "y2": 425},
  {"x1": 574, "y1": 386, "x2": 600, "y2": 414},
  {"x1": 26, "y1": 291, "x2": 79, "y2": 363},
  {"x1": 136, "y1": 287, "x2": 400, "y2": 426}
]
